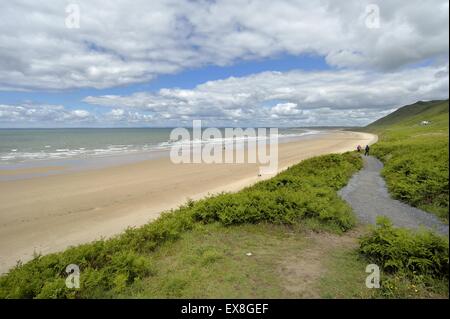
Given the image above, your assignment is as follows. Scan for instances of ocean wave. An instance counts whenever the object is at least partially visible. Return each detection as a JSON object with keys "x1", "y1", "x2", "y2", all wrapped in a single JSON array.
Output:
[
  {"x1": 0, "y1": 130, "x2": 321, "y2": 163},
  {"x1": 156, "y1": 130, "x2": 320, "y2": 149}
]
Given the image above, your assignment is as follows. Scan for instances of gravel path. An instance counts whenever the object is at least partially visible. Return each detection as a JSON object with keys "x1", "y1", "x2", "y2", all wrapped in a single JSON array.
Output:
[{"x1": 339, "y1": 155, "x2": 449, "y2": 236}]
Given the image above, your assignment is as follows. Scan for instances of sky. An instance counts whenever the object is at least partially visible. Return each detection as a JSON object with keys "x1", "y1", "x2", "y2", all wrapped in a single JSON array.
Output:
[{"x1": 0, "y1": 0, "x2": 448, "y2": 128}]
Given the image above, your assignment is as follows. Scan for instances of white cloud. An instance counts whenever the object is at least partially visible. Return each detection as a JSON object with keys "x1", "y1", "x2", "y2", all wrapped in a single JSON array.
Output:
[
  {"x1": 0, "y1": 0, "x2": 448, "y2": 90},
  {"x1": 0, "y1": 104, "x2": 94, "y2": 125},
  {"x1": 83, "y1": 64, "x2": 449, "y2": 126},
  {"x1": 271, "y1": 103, "x2": 301, "y2": 117},
  {"x1": 71, "y1": 109, "x2": 90, "y2": 118},
  {"x1": 106, "y1": 108, "x2": 153, "y2": 123},
  {"x1": 3, "y1": 57, "x2": 447, "y2": 127},
  {"x1": 110, "y1": 108, "x2": 125, "y2": 117},
  {"x1": 1, "y1": 1, "x2": 448, "y2": 127}
]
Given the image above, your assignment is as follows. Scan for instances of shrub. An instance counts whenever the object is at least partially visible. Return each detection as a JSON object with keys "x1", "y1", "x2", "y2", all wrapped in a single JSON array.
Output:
[
  {"x1": 193, "y1": 152, "x2": 361, "y2": 231},
  {"x1": 359, "y1": 217, "x2": 449, "y2": 278}
]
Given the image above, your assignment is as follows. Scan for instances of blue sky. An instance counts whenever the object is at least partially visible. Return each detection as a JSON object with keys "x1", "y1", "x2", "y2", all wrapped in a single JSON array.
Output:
[{"x1": 0, "y1": 0, "x2": 448, "y2": 127}]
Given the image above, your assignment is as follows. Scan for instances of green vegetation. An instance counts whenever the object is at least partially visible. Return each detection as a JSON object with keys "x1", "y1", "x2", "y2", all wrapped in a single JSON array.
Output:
[
  {"x1": 358, "y1": 217, "x2": 449, "y2": 298},
  {"x1": 0, "y1": 152, "x2": 362, "y2": 299},
  {"x1": 365, "y1": 100, "x2": 449, "y2": 221},
  {"x1": 124, "y1": 223, "x2": 312, "y2": 298},
  {"x1": 193, "y1": 153, "x2": 360, "y2": 231}
]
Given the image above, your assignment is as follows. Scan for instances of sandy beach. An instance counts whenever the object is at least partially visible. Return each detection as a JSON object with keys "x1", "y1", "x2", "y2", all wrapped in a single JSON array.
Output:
[{"x1": 0, "y1": 130, "x2": 376, "y2": 273}]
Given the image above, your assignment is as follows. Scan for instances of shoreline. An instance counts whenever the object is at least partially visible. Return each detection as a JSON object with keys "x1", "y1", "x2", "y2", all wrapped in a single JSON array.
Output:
[
  {"x1": 0, "y1": 130, "x2": 377, "y2": 274},
  {"x1": 0, "y1": 129, "x2": 325, "y2": 181}
]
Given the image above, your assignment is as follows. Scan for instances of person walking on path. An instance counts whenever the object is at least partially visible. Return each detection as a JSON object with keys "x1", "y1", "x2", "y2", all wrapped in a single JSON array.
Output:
[
  {"x1": 357, "y1": 145, "x2": 361, "y2": 153},
  {"x1": 364, "y1": 144, "x2": 370, "y2": 156}
]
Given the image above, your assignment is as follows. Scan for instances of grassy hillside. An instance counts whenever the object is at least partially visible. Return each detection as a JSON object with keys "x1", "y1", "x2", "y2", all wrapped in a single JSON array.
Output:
[
  {"x1": 0, "y1": 153, "x2": 363, "y2": 298},
  {"x1": 364, "y1": 100, "x2": 449, "y2": 221},
  {"x1": 367, "y1": 100, "x2": 449, "y2": 128}
]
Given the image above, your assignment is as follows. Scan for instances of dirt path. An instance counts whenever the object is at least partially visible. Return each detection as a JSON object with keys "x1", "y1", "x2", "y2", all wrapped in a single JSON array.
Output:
[
  {"x1": 278, "y1": 229, "x2": 360, "y2": 298},
  {"x1": 339, "y1": 155, "x2": 449, "y2": 236}
]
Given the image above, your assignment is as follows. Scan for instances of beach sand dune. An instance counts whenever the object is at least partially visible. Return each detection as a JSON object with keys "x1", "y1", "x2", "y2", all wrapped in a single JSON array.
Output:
[{"x1": 0, "y1": 131, "x2": 376, "y2": 273}]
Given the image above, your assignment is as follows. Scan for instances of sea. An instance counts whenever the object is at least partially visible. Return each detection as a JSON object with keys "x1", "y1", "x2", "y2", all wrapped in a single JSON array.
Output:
[{"x1": 0, "y1": 127, "x2": 328, "y2": 179}]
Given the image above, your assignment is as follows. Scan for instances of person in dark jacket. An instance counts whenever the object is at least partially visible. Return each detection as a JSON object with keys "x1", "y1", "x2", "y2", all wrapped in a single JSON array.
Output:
[{"x1": 364, "y1": 144, "x2": 370, "y2": 156}]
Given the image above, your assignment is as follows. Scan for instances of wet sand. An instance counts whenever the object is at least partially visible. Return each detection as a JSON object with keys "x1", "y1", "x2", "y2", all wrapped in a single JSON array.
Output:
[{"x1": 0, "y1": 166, "x2": 65, "y2": 176}]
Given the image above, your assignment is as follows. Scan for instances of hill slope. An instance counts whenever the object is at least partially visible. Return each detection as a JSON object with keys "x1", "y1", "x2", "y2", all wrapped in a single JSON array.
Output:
[
  {"x1": 365, "y1": 99, "x2": 449, "y2": 221},
  {"x1": 367, "y1": 99, "x2": 449, "y2": 129}
]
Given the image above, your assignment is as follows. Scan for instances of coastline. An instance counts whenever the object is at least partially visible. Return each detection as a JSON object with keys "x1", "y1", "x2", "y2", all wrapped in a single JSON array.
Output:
[
  {"x1": 0, "y1": 130, "x2": 377, "y2": 274},
  {"x1": 0, "y1": 128, "x2": 323, "y2": 181}
]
